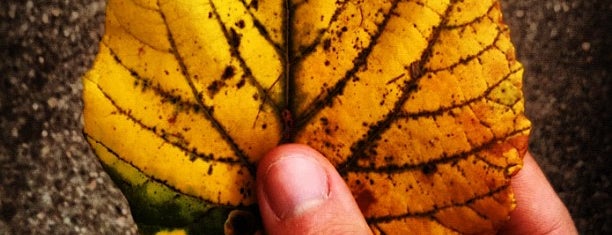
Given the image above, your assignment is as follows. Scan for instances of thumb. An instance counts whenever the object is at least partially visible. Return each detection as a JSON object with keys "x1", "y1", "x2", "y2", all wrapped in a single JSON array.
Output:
[{"x1": 256, "y1": 144, "x2": 372, "y2": 235}]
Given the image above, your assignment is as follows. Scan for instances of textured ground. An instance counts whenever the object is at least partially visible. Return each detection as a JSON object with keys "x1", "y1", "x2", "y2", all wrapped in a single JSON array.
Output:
[{"x1": 0, "y1": 0, "x2": 610, "y2": 234}]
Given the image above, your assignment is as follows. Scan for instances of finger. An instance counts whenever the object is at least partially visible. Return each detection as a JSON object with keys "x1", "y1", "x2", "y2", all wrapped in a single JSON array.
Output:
[
  {"x1": 500, "y1": 152, "x2": 577, "y2": 234},
  {"x1": 256, "y1": 144, "x2": 372, "y2": 235}
]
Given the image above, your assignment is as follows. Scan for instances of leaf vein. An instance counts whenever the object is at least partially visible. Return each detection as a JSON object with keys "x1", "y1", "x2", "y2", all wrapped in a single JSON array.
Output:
[
  {"x1": 108, "y1": 5, "x2": 168, "y2": 52},
  {"x1": 367, "y1": 184, "x2": 509, "y2": 223},
  {"x1": 340, "y1": 1, "x2": 458, "y2": 174},
  {"x1": 293, "y1": 1, "x2": 348, "y2": 60},
  {"x1": 443, "y1": 1, "x2": 497, "y2": 30},
  {"x1": 207, "y1": 0, "x2": 282, "y2": 113},
  {"x1": 159, "y1": 3, "x2": 256, "y2": 175},
  {"x1": 85, "y1": 135, "x2": 238, "y2": 206},
  {"x1": 398, "y1": 67, "x2": 522, "y2": 119},
  {"x1": 88, "y1": 67, "x2": 241, "y2": 164},
  {"x1": 295, "y1": 0, "x2": 403, "y2": 129},
  {"x1": 347, "y1": 126, "x2": 530, "y2": 173}
]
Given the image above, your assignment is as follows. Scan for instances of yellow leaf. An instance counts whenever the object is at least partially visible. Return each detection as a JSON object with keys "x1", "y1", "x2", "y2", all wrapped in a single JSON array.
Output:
[{"x1": 83, "y1": 0, "x2": 531, "y2": 234}]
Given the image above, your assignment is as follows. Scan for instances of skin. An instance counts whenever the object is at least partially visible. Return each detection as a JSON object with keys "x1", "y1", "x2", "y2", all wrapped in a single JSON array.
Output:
[
  {"x1": 256, "y1": 144, "x2": 577, "y2": 235},
  {"x1": 499, "y1": 151, "x2": 578, "y2": 235}
]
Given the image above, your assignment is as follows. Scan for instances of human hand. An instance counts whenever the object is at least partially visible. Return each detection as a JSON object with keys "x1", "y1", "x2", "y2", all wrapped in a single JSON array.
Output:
[
  {"x1": 256, "y1": 144, "x2": 577, "y2": 235},
  {"x1": 499, "y1": 152, "x2": 577, "y2": 234},
  {"x1": 256, "y1": 144, "x2": 372, "y2": 234}
]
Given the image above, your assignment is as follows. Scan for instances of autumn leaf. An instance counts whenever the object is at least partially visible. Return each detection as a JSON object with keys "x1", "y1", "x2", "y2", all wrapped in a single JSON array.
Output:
[{"x1": 83, "y1": 0, "x2": 531, "y2": 234}]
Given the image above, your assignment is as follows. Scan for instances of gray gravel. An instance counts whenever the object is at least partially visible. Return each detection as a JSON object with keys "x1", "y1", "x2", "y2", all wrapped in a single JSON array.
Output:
[{"x1": 1, "y1": 0, "x2": 610, "y2": 234}]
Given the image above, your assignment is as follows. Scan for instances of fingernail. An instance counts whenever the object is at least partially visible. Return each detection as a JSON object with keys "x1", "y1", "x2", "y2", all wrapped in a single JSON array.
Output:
[{"x1": 263, "y1": 155, "x2": 329, "y2": 219}]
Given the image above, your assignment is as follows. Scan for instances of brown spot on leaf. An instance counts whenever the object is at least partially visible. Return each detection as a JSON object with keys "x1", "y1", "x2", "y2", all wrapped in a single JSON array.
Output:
[
  {"x1": 222, "y1": 66, "x2": 235, "y2": 80},
  {"x1": 207, "y1": 80, "x2": 225, "y2": 97},
  {"x1": 320, "y1": 117, "x2": 329, "y2": 125},
  {"x1": 236, "y1": 77, "x2": 246, "y2": 89},
  {"x1": 236, "y1": 20, "x2": 245, "y2": 29},
  {"x1": 323, "y1": 38, "x2": 331, "y2": 51},
  {"x1": 355, "y1": 188, "x2": 377, "y2": 214},
  {"x1": 167, "y1": 113, "x2": 177, "y2": 124}
]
